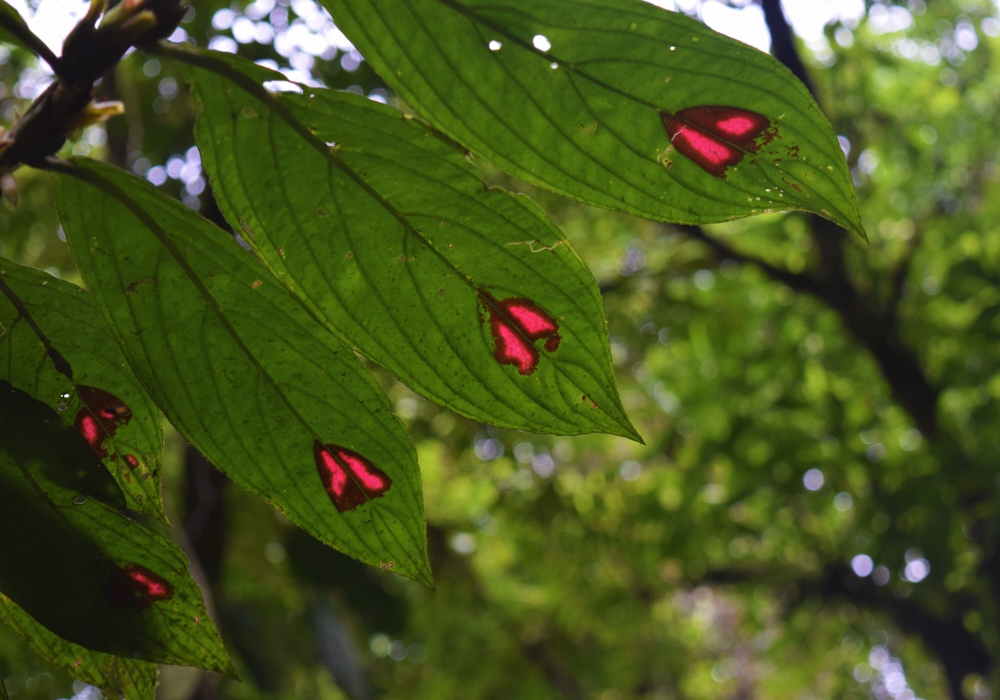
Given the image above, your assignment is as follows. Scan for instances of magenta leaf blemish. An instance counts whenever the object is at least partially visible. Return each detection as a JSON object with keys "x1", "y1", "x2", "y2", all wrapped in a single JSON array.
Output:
[
  {"x1": 75, "y1": 413, "x2": 106, "y2": 457},
  {"x1": 660, "y1": 106, "x2": 773, "y2": 177},
  {"x1": 104, "y1": 563, "x2": 174, "y2": 612},
  {"x1": 314, "y1": 441, "x2": 391, "y2": 513},
  {"x1": 482, "y1": 295, "x2": 561, "y2": 375},
  {"x1": 73, "y1": 386, "x2": 132, "y2": 459}
]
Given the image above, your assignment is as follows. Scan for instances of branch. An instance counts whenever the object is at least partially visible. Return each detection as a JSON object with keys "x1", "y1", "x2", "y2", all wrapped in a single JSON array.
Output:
[
  {"x1": 0, "y1": 0, "x2": 187, "y2": 190},
  {"x1": 810, "y1": 218, "x2": 938, "y2": 434},
  {"x1": 758, "y1": 0, "x2": 817, "y2": 99},
  {"x1": 677, "y1": 224, "x2": 824, "y2": 296},
  {"x1": 756, "y1": 0, "x2": 939, "y2": 436},
  {"x1": 521, "y1": 640, "x2": 586, "y2": 700},
  {"x1": 806, "y1": 564, "x2": 990, "y2": 700},
  {"x1": 883, "y1": 228, "x2": 923, "y2": 330},
  {"x1": 704, "y1": 562, "x2": 989, "y2": 700}
]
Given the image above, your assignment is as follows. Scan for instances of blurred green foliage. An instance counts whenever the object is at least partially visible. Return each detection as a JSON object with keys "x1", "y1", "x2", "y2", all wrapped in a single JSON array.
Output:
[{"x1": 2, "y1": 0, "x2": 1000, "y2": 698}]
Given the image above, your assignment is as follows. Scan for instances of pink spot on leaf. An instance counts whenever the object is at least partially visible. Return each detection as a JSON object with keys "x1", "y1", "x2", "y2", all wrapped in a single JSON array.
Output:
[
  {"x1": 482, "y1": 295, "x2": 561, "y2": 375},
  {"x1": 660, "y1": 106, "x2": 773, "y2": 177},
  {"x1": 494, "y1": 321, "x2": 538, "y2": 375},
  {"x1": 124, "y1": 454, "x2": 139, "y2": 469},
  {"x1": 314, "y1": 441, "x2": 391, "y2": 513},
  {"x1": 714, "y1": 116, "x2": 758, "y2": 138},
  {"x1": 74, "y1": 386, "x2": 132, "y2": 459},
  {"x1": 124, "y1": 564, "x2": 172, "y2": 599},
  {"x1": 104, "y1": 563, "x2": 174, "y2": 612},
  {"x1": 75, "y1": 413, "x2": 106, "y2": 458},
  {"x1": 506, "y1": 302, "x2": 557, "y2": 336}
]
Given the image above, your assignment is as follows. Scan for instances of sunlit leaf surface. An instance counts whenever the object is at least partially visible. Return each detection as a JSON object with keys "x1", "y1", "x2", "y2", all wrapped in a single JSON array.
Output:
[
  {"x1": 167, "y1": 47, "x2": 637, "y2": 440},
  {"x1": 52, "y1": 159, "x2": 430, "y2": 585},
  {"x1": 323, "y1": 0, "x2": 865, "y2": 238}
]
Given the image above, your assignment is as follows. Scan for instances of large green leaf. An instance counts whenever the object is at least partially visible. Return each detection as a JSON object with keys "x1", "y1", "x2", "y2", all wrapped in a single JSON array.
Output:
[
  {"x1": 0, "y1": 381, "x2": 233, "y2": 674},
  {"x1": 160, "y1": 45, "x2": 637, "y2": 440},
  {"x1": 0, "y1": 259, "x2": 165, "y2": 521},
  {"x1": 0, "y1": 1, "x2": 58, "y2": 67},
  {"x1": 322, "y1": 0, "x2": 865, "y2": 238},
  {"x1": 52, "y1": 158, "x2": 430, "y2": 585},
  {"x1": 0, "y1": 594, "x2": 156, "y2": 700}
]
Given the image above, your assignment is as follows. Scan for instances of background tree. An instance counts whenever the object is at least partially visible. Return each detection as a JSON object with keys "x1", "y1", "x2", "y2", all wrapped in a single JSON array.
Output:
[{"x1": 0, "y1": 0, "x2": 997, "y2": 699}]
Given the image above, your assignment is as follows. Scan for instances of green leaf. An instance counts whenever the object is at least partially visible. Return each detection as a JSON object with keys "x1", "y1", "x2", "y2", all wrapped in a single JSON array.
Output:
[
  {"x1": 321, "y1": 0, "x2": 865, "y2": 239},
  {"x1": 0, "y1": 1, "x2": 59, "y2": 67},
  {"x1": 51, "y1": 158, "x2": 431, "y2": 585},
  {"x1": 0, "y1": 380, "x2": 233, "y2": 675},
  {"x1": 0, "y1": 594, "x2": 156, "y2": 700},
  {"x1": 0, "y1": 259, "x2": 166, "y2": 521},
  {"x1": 162, "y1": 46, "x2": 637, "y2": 440}
]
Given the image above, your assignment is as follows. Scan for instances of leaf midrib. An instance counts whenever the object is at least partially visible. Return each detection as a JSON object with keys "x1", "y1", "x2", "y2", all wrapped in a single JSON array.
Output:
[
  {"x1": 352, "y1": 0, "x2": 849, "y2": 219},
  {"x1": 163, "y1": 44, "x2": 633, "y2": 435},
  {"x1": 56, "y1": 161, "x2": 392, "y2": 557}
]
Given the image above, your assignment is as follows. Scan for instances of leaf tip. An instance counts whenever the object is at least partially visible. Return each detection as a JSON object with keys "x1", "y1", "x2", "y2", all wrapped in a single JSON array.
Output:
[
  {"x1": 604, "y1": 412, "x2": 644, "y2": 444},
  {"x1": 216, "y1": 656, "x2": 242, "y2": 682},
  {"x1": 393, "y1": 553, "x2": 435, "y2": 588}
]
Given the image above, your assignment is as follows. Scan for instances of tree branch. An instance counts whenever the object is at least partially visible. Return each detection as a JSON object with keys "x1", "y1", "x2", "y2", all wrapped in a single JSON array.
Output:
[
  {"x1": 758, "y1": 0, "x2": 818, "y2": 99},
  {"x1": 883, "y1": 228, "x2": 922, "y2": 331},
  {"x1": 755, "y1": 0, "x2": 939, "y2": 436},
  {"x1": 806, "y1": 563, "x2": 990, "y2": 700},
  {"x1": 704, "y1": 562, "x2": 989, "y2": 700},
  {"x1": 810, "y1": 214, "x2": 938, "y2": 435},
  {"x1": 677, "y1": 224, "x2": 824, "y2": 296},
  {"x1": 0, "y1": 0, "x2": 186, "y2": 188},
  {"x1": 521, "y1": 640, "x2": 586, "y2": 700}
]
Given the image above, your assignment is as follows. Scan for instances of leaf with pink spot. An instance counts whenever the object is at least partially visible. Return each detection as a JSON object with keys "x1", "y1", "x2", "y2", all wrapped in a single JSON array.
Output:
[
  {"x1": 483, "y1": 294, "x2": 562, "y2": 376},
  {"x1": 0, "y1": 258, "x2": 165, "y2": 521},
  {"x1": 0, "y1": 595, "x2": 157, "y2": 700},
  {"x1": 53, "y1": 158, "x2": 430, "y2": 586},
  {"x1": 660, "y1": 106, "x2": 774, "y2": 178},
  {"x1": 320, "y1": 0, "x2": 865, "y2": 239},
  {"x1": 176, "y1": 49, "x2": 637, "y2": 441},
  {"x1": 0, "y1": 380, "x2": 233, "y2": 675}
]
